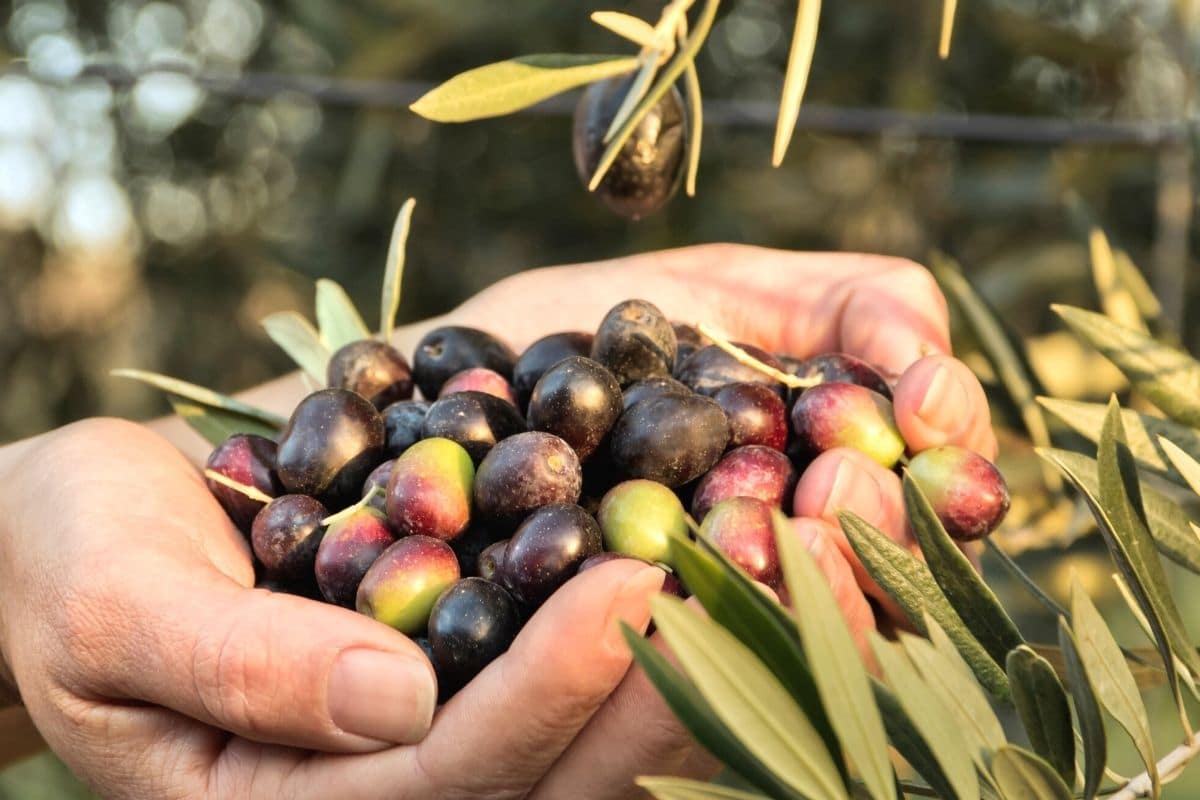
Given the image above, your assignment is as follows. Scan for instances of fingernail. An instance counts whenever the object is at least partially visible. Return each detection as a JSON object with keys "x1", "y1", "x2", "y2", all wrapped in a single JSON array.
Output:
[
  {"x1": 328, "y1": 648, "x2": 436, "y2": 744},
  {"x1": 822, "y1": 457, "x2": 883, "y2": 521},
  {"x1": 604, "y1": 566, "x2": 667, "y2": 654},
  {"x1": 916, "y1": 365, "x2": 968, "y2": 433}
]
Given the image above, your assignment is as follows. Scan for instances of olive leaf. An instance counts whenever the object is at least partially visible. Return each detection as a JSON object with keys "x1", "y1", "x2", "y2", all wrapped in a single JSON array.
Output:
[
  {"x1": 775, "y1": 515, "x2": 895, "y2": 800},
  {"x1": 1108, "y1": 570, "x2": 1200, "y2": 708},
  {"x1": 410, "y1": 55, "x2": 639, "y2": 123},
  {"x1": 990, "y1": 745, "x2": 1073, "y2": 800},
  {"x1": 870, "y1": 635, "x2": 979, "y2": 800},
  {"x1": 168, "y1": 398, "x2": 281, "y2": 446},
  {"x1": 602, "y1": 55, "x2": 658, "y2": 143},
  {"x1": 938, "y1": 0, "x2": 958, "y2": 58},
  {"x1": 1057, "y1": 618, "x2": 1107, "y2": 800},
  {"x1": 650, "y1": 595, "x2": 849, "y2": 800},
  {"x1": 839, "y1": 511, "x2": 1009, "y2": 699},
  {"x1": 904, "y1": 474, "x2": 1024, "y2": 665},
  {"x1": 1038, "y1": 397, "x2": 1200, "y2": 486},
  {"x1": 677, "y1": 17, "x2": 703, "y2": 197},
  {"x1": 772, "y1": 0, "x2": 821, "y2": 166},
  {"x1": 622, "y1": 626, "x2": 805, "y2": 800},
  {"x1": 315, "y1": 279, "x2": 371, "y2": 351},
  {"x1": 1037, "y1": 447, "x2": 1200, "y2": 575},
  {"x1": 637, "y1": 777, "x2": 769, "y2": 800},
  {"x1": 871, "y1": 680, "x2": 962, "y2": 800},
  {"x1": 262, "y1": 311, "x2": 330, "y2": 384},
  {"x1": 591, "y1": 11, "x2": 659, "y2": 49},
  {"x1": 1006, "y1": 645, "x2": 1076, "y2": 787},
  {"x1": 1070, "y1": 576, "x2": 1159, "y2": 796},
  {"x1": 1053, "y1": 304, "x2": 1200, "y2": 427},
  {"x1": 1158, "y1": 436, "x2": 1200, "y2": 498},
  {"x1": 380, "y1": 198, "x2": 416, "y2": 342},
  {"x1": 1089, "y1": 227, "x2": 1149, "y2": 334},
  {"x1": 112, "y1": 369, "x2": 287, "y2": 429}
]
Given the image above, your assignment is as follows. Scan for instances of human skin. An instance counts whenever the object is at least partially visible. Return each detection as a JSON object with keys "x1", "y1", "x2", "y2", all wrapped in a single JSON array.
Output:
[{"x1": 0, "y1": 244, "x2": 994, "y2": 799}]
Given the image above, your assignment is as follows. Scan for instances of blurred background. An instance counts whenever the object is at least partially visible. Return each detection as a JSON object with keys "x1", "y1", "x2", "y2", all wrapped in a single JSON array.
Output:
[{"x1": 0, "y1": 0, "x2": 1197, "y2": 796}]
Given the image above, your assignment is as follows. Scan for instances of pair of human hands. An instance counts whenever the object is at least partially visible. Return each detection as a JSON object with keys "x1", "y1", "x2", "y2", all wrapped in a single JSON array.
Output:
[{"x1": 0, "y1": 244, "x2": 996, "y2": 799}]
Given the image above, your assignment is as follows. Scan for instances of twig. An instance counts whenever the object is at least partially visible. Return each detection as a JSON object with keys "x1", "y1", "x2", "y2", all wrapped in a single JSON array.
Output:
[
  {"x1": 203, "y1": 470, "x2": 273, "y2": 503},
  {"x1": 695, "y1": 322, "x2": 816, "y2": 389},
  {"x1": 1109, "y1": 731, "x2": 1200, "y2": 799}
]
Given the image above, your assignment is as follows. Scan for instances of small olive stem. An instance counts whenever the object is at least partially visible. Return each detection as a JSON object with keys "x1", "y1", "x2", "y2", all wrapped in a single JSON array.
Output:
[
  {"x1": 203, "y1": 469, "x2": 273, "y2": 503},
  {"x1": 321, "y1": 486, "x2": 384, "y2": 527},
  {"x1": 695, "y1": 322, "x2": 818, "y2": 390},
  {"x1": 1109, "y1": 731, "x2": 1200, "y2": 799}
]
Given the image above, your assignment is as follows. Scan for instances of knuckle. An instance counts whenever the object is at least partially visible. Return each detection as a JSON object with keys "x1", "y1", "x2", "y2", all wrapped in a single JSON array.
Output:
[{"x1": 190, "y1": 608, "x2": 274, "y2": 735}]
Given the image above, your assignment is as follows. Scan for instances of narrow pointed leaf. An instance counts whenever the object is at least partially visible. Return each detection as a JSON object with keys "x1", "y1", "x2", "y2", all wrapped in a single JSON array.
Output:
[
  {"x1": 990, "y1": 745, "x2": 1072, "y2": 800},
  {"x1": 1089, "y1": 227, "x2": 1149, "y2": 333},
  {"x1": 775, "y1": 516, "x2": 894, "y2": 800},
  {"x1": 602, "y1": 56, "x2": 657, "y2": 143},
  {"x1": 984, "y1": 539, "x2": 1072, "y2": 620},
  {"x1": 652, "y1": 596, "x2": 848, "y2": 799},
  {"x1": 1057, "y1": 619, "x2": 1107, "y2": 800},
  {"x1": 772, "y1": 0, "x2": 821, "y2": 166},
  {"x1": 1053, "y1": 304, "x2": 1200, "y2": 426},
  {"x1": 670, "y1": 536, "x2": 842, "y2": 768},
  {"x1": 1097, "y1": 398, "x2": 1200, "y2": 681},
  {"x1": 167, "y1": 398, "x2": 281, "y2": 445},
  {"x1": 1069, "y1": 578, "x2": 1158, "y2": 795},
  {"x1": 839, "y1": 511, "x2": 1009, "y2": 698},
  {"x1": 871, "y1": 680, "x2": 961, "y2": 800},
  {"x1": 870, "y1": 636, "x2": 978, "y2": 800},
  {"x1": 938, "y1": 0, "x2": 958, "y2": 58},
  {"x1": 1006, "y1": 646, "x2": 1075, "y2": 787},
  {"x1": 1158, "y1": 436, "x2": 1200, "y2": 498},
  {"x1": 1031, "y1": 643, "x2": 1168, "y2": 692},
  {"x1": 591, "y1": 11, "x2": 659, "y2": 48},
  {"x1": 678, "y1": 20, "x2": 702, "y2": 197},
  {"x1": 904, "y1": 475, "x2": 1024, "y2": 664},
  {"x1": 637, "y1": 778, "x2": 769, "y2": 800},
  {"x1": 315, "y1": 279, "x2": 370, "y2": 350},
  {"x1": 1038, "y1": 447, "x2": 1200, "y2": 577},
  {"x1": 411, "y1": 55, "x2": 639, "y2": 122},
  {"x1": 380, "y1": 198, "x2": 416, "y2": 341},
  {"x1": 113, "y1": 369, "x2": 287, "y2": 427},
  {"x1": 623, "y1": 626, "x2": 804, "y2": 800},
  {"x1": 1038, "y1": 397, "x2": 1200, "y2": 486},
  {"x1": 262, "y1": 311, "x2": 330, "y2": 383}
]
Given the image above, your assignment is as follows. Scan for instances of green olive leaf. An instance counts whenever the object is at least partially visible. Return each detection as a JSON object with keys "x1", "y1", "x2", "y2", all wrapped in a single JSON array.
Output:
[
  {"x1": 990, "y1": 745, "x2": 1073, "y2": 800},
  {"x1": 903, "y1": 474, "x2": 1024, "y2": 665},
  {"x1": 772, "y1": 0, "x2": 822, "y2": 166},
  {"x1": 938, "y1": 0, "x2": 957, "y2": 58},
  {"x1": 651, "y1": 596, "x2": 849, "y2": 800},
  {"x1": 1038, "y1": 397, "x2": 1200, "y2": 487},
  {"x1": 1089, "y1": 227, "x2": 1149, "y2": 334},
  {"x1": 871, "y1": 680, "x2": 962, "y2": 800},
  {"x1": 167, "y1": 398, "x2": 281, "y2": 446},
  {"x1": 1069, "y1": 577, "x2": 1159, "y2": 796},
  {"x1": 870, "y1": 635, "x2": 979, "y2": 800},
  {"x1": 1006, "y1": 645, "x2": 1075, "y2": 787},
  {"x1": 637, "y1": 778, "x2": 769, "y2": 800},
  {"x1": 411, "y1": 55, "x2": 639, "y2": 123},
  {"x1": 1157, "y1": 436, "x2": 1200, "y2": 499},
  {"x1": 262, "y1": 311, "x2": 330, "y2": 384},
  {"x1": 678, "y1": 19, "x2": 703, "y2": 197},
  {"x1": 315, "y1": 279, "x2": 371, "y2": 351},
  {"x1": 112, "y1": 369, "x2": 287, "y2": 428},
  {"x1": 838, "y1": 511, "x2": 1009, "y2": 699},
  {"x1": 591, "y1": 11, "x2": 659, "y2": 49},
  {"x1": 775, "y1": 515, "x2": 895, "y2": 800},
  {"x1": 1056, "y1": 618, "x2": 1107, "y2": 800},
  {"x1": 380, "y1": 198, "x2": 416, "y2": 341},
  {"x1": 622, "y1": 625, "x2": 804, "y2": 800},
  {"x1": 1053, "y1": 304, "x2": 1200, "y2": 427}
]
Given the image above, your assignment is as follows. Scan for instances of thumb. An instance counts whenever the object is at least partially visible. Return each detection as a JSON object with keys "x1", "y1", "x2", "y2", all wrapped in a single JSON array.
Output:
[{"x1": 71, "y1": 555, "x2": 437, "y2": 754}]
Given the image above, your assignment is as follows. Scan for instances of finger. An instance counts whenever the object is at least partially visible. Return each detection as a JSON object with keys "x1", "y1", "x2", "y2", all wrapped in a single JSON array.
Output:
[
  {"x1": 529, "y1": 599, "x2": 720, "y2": 799},
  {"x1": 791, "y1": 448, "x2": 911, "y2": 622},
  {"x1": 893, "y1": 355, "x2": 998, "y2": 459},
  {"x1": 52, "y1": 547, "x2": 437, "y2": 754}
]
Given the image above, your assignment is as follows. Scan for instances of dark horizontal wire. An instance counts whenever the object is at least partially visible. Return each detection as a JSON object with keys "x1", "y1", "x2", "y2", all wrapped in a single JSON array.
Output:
[{"x1": 8, "y1": 60, "x2": 1197, "y2": 147}]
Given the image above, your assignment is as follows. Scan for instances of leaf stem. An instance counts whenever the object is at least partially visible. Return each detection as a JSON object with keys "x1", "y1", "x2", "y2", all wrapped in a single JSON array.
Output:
[
  {"x1": 203, "y1": 470, "x2": 274, "y2": 503},
  {"x1": 695, "y1": 323, "x2": 814, "y2": 389},
  {"x1": 321, "y1": 486, "x2": 384, "y2": 527},
  {"x1": 1108, "y1": 731, "x2": 1200, "y2": 799}
]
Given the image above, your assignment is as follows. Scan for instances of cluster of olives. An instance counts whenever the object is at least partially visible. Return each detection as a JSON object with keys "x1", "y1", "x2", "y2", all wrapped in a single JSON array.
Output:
[{"x1": 205, "y1": 297, "x2": 1009, "y2": 700}]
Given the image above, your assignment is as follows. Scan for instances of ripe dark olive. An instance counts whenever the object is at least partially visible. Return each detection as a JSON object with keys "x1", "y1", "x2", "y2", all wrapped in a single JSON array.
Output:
[
  {"x1": 573, "y1": 75, "x2": 686, "y2": 221},
  {"x1": 205, "y1": 433, "x2": 281, "y2": 534},
  {"x1": 412, "y1": 326, "x2": 517, "y2": 400},
  {"x1": 790, "y1": 382, "x2": 905, "y2": 468},
  {"x1": 785, "y1": 352, "x2": 891, "y2": 399},
  {"x1": 361, "y1": 459, "x2": 394, "y2": 516},
  {"x1": 715, "y1": 383, "x2": 789, "y2": 451},
  {"x1": 252, "y1": 494, "x2": 327, "y2": 583},
  {"x1": 428, "y1": 578, "x2": 521, "y2": 700},
  {"x1": 478, "y1": 539, "x2": 509, "y2": 583},
  {"x1": 907, "y1": 446, "x2": 1010, "y2": 541},
  {"x1": 528, "y1": 356, "x2": 623, "y2": 462},
  {"x1": 356, "y1": 535, "x2": 460, "y2": 635},
  {"x1": 692, "y1": 445, "x2": 798, "y2": 521},
  {"x1": 512, "y1": 332, "x2": 594, "y2": 408},
  {"x1": 673, "y1": 322, "x2": 710, "y2": 370},
  {"x1": 610, "y1": 393, "x2": 730, "y2": 487},
  {"x1": 621, "y1": 376, "x2": 691, "y2": 411},
  {"x1": 450, "y1": 522, "x2": 503, "y2": 578},
  {"x1": 675, "y1": 344, "x2": 786, "y2": 398},
  {"x1": 314, "y1": 507, "x2": 395, "y2": 607},
  {"x1": 591, "y1": 299, "x2": 677, "y2": 386},
  {"x1": 699, "y1": 497, "x2": 781, "y2": 589},
  {"x1": 381, "y1": 400, "x2": 430, "y2": 458},
  {"x1": 474, "y1": 432, "x2": 583, "y2": 525},
  {"x1": 327, "y1": 339, "x2": 414, "y2": 409},
  {"x1": 439, "y1": 368, "x2": 518, "y2": 407},
  {"x1": 422, "y1": 391, "x2": 525, "y2": 463},
  {"x1": 275, "y1": 389, "x2": 385, "y2": 507},
  {"x1": 503, "y1": 504, "x2": 603, "y2": 607}
]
